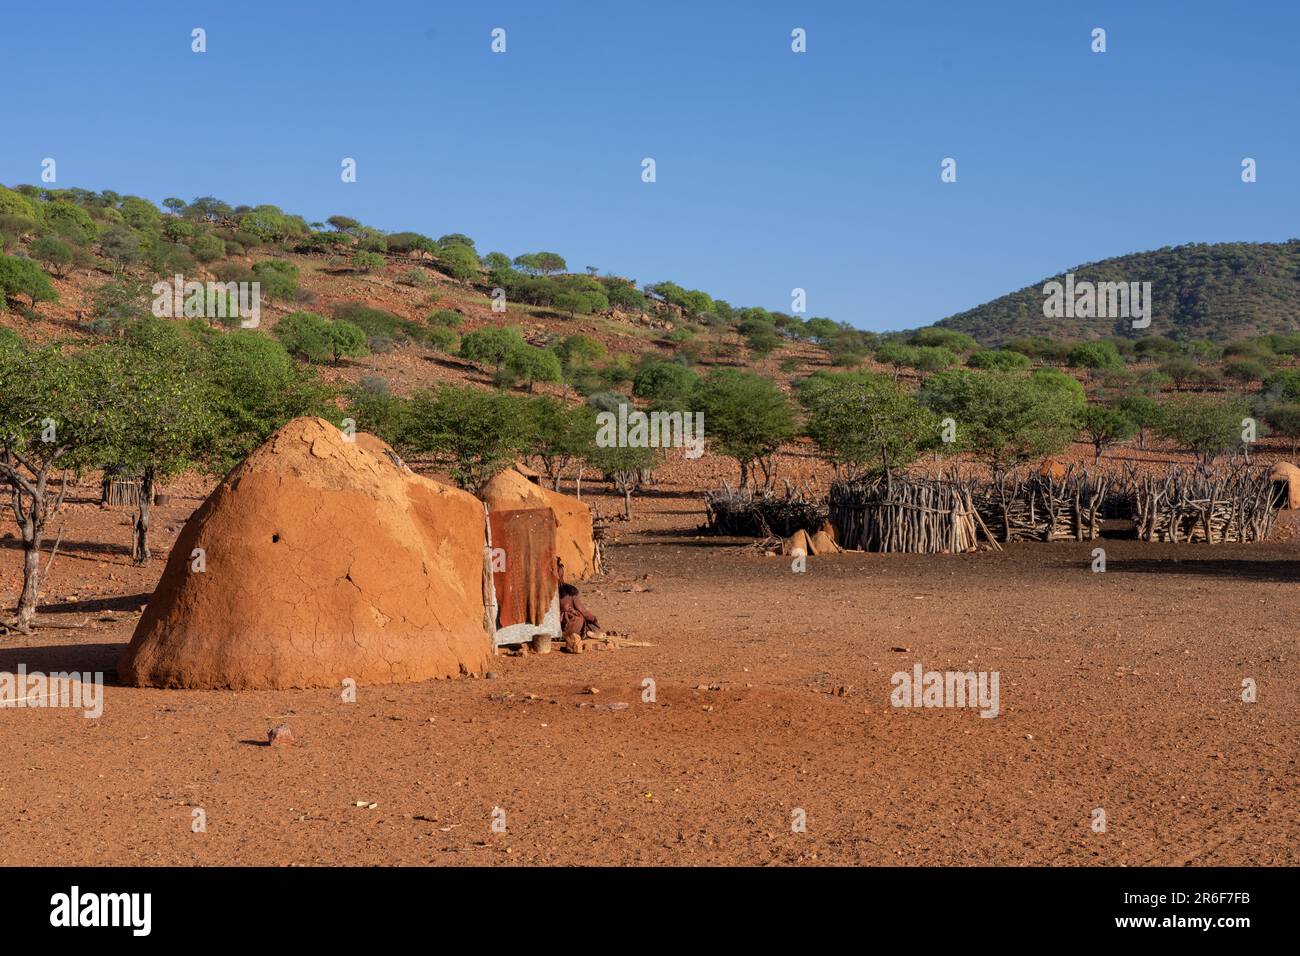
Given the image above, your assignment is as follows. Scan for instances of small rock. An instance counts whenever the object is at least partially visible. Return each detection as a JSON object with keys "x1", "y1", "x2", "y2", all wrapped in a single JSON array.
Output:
[
  {"x1": 267, "y1": 724, "x2": 294, "y2": 747},
  {"x1": 485, "y1": 671, "x2": 500, "y2": 680},
  {"x1": 607, "y1": 702, "x2": 629, "y2": 711},
  {"x1": 585, "y1": 686, "x2": 600, "y2": 695}
]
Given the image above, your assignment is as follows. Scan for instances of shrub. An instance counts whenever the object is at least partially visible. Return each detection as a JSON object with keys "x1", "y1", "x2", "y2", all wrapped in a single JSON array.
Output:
[
  {"x1": 459, "y1": 326, "x2": 527, "y2": 368},
  {"x1": 0, "y1": 254, "x2": 58, "y2": 308},
  {"x1": 190, "y1": 233, "x2": 226, "y2": 263},
  {"x1": 333, "y1": 302, "x2": 430, "y2": 346},
  {"x1": 273, "y1": 311, "x2": 333, "y2": 363},
  {"x1": 1157, "y1": 393, "x2": 1251, "y2": 464},
  {"x1": 252, "y1": 258, "x2": 300, "y2": 301},
  {"x1": 1067, "y1": 340, "x2": 1124, "y2": 371},
  {"x1": 44, "y1": 201, "x2": 99, "y2": 244},
  {"x1": 968, "y1": 349, "x2": 1030, "y2": 371},
  {"x1": 398, "y1": 268, "x2": 430, "y2": 287},
  {"x1": 436, "y1": 243, "x2": 481, "y2": 280},
  {"x1": 499, "y1": 344, "x2": 563, "y2": 392},
  {"x1": 352, "y1": 250, "x2": 385, "y2": 273},
  {"x1": 428, "y1": 309, "x2": 463, "y2": 329},
  {"x1": 29, "y1": 236, "x2": 73, "y2": 278}
]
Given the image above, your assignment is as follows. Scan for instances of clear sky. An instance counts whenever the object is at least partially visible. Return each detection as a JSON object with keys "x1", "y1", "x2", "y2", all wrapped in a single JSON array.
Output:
[{"x1": 2, "y1": 0, "x2": 1297, "y2": 331}]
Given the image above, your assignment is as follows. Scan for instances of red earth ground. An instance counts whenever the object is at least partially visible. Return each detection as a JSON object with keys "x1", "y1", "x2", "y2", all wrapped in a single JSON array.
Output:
[{"x1": 0, "y1": 442, "x2": 1296, "y2": 866}]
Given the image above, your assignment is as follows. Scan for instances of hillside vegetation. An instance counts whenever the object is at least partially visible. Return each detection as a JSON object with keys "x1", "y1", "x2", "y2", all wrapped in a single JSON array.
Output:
[{"x1": 936, "y1": 241, "x2": 1300, "y2": 345}]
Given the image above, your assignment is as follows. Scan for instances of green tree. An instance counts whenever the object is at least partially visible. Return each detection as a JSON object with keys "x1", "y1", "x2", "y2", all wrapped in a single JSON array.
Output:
[
  {"x1": 1157, "y1": 393, "x2": 1251, "y2": 465},
  {"x1": 633, "y1": 361, "x2": 699, "y2": 410},
  {"x1": 530, "y1": 398, "x2": 597, "y2": 490},
  {"x1": 920, "y1": 369, "x2": 1084, "y2": 471},
  {"x1": 346, "y1": 378, "x2": 408, "y2": 447},
  {"x1": 585, "y1": 439, "x2": 656, "y2": 518},
  {"x1": 274, "y1": 311, "x2": 333, "y2": 363},
  {"x1": 352, "y1": 250, "x2": 385, "y2": 273},
  {"x1": 29, "y1": 236, "x2": 73, "y2": 279},
  {"x1": 399, "y1": 386, "x2": 534, "y2": 491},
  {"x1": 95, "y1": 341, "x2": 214, "y2": 563},
  {"x1": 1115, "y1": 393, "x2": 1166, "y2": 450},
  {"x1": 910, "y1": 327, "x2": 977, "y2": 352},
  {"x1": 251, "y1": 258, "x2": 300, "y2": 300},
  {"x1": 500, "y1": 344, "x2": 563, "y2": 392},
  {"x1": 0, "y1": 343, "x2": 113, "y2": 628},
  {"x1": 1078, "y1": 404, "x2": 1138, "y2": 464},
  {"x1": 327, "y1": 320, "x2": 368, "y2": 364},
  {"x1": 694, "y1": 369, "x2": 795, "y2": 487},
  {"x1": 436, "y1": 243, "x2": 482, "y2": 280},
  {"x1": 44, "y1": 200, "x2": 99, "y2": 244},
  {"x1": 200, "y1": 332, "x2": 335, "y2": 471},
  {"x1": 1262, "y1": 402, "x2": 1300, "y2": 457},
  {"x1": 874, "y1": 341, "x2": 920, "y2": 378},
  {"x1": 0, "y1": 254, "x2": 59, "y2": 309},
  {"x1": 800, "y1": 371, "x2": 940, "y2": 478},
  {"x1": 1067, "y1": 340, "x2": 1125, "y2": 372},
  {"x1": 459, "y1": 326, "x2": 527, "y2": 368}
]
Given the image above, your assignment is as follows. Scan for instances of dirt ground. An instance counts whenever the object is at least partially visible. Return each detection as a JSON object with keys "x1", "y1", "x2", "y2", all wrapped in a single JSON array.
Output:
[{"x1": 0, "y1": 459, "x2": 1297, "y2": 867}]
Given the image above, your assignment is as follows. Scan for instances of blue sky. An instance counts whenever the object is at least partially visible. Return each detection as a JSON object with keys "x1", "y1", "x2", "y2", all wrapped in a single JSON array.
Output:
[{"x1": 3, "y1": 0, "x2": 1297, "y2": 331}]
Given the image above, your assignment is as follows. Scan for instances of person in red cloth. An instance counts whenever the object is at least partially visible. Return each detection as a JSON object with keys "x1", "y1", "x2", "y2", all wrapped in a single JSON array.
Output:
[{"x1": 556, "y1": 557, "x2": 599, "y2": 653}]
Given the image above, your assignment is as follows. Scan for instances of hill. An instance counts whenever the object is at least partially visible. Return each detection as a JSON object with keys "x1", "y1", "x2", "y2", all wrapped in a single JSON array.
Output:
[{"x1": 936, "y1": 241, "x2": 1300, "y2": 345}]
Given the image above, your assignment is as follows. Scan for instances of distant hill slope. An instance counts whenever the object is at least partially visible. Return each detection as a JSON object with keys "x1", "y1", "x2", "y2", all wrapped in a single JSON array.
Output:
[{"x1": 936, "y1": 241, "x2": 1300, "y2": 345}]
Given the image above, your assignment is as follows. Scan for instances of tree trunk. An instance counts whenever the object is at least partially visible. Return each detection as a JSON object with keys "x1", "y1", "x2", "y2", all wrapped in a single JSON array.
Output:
[
  {"x1": 623, "y1": 488, "x2": 632, "y2": 519},
  {"x1": 132, "y1": 469, "x2": 155, "y2": 565},
  {"x1": 17, "y1": 523, "x2": 41, "y2": 629},
  {"x1": 738, "y1": 459, "x2": 749, "y2": 489}
]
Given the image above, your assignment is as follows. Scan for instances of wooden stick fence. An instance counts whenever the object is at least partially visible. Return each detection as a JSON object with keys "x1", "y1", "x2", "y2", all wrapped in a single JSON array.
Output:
[
  {"x1": 703, "y1": 480, "x2": 827, "y2": 537},
  {"x1": 828, "y1": 474, "x2": 986, "y2": 553},
  {"x1": 975, "y1": 467, "x2": 1110, "y2": 543},
  {"x1": 1129, "y1": 464, "x2": 1283, "y2": 543}
]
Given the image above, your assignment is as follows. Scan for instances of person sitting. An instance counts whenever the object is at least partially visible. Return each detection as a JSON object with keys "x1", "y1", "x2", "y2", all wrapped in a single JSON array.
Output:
[{"x1": 559, "y1": 583, "x2": 598, "y2": 654}]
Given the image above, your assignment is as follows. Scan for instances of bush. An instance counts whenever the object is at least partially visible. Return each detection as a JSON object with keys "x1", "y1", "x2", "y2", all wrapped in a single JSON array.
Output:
[
  {"x1": 499, "y1": 344, "x2": 563, "y2": 391},
  {"x1": 910, "y1": 327, "x2": 977, "y2": 352},
  {"x1": 44, "y1": 201, "x2": 99, "y2": 244},
  {"x1": 333, "y1": 302, "x2": 431, "y2": 346},
  {"x1": 352, "y1": 251, "x2": 385, "y2": 273},
  {"x1": 1067, "y1": 340, "x2": 1124, "y2": 371},
  {"x1": 459, "y1": 326, "x2": 527, "y2": 368},
  {"x1": 632, "y1": 361, "x2": 699, "y2": 409},
  {"x1": 252, "y1": 259, "x2": 300, "y2": 301},
  {"x1": 398, "y1": 268, "x2": 430, "y2": 288},
  {"x1": 968, "y1": 349, "x2": 1030, "y2": 371},
  {"x1": 274, "y1": 311, "x2": 333, "y2": 363},
  {"x1": 436, "y1": 243, "x2": 481, "y2": 280},
  {"x1": 29, "y1": 236, "x2": 73, "y2": 278},
  {"x1": 1224, "y1": 358, "x2": 1267, "y2": 383},
  {"x1": 0, "y1": 254, "x2": 58, "y2": 308},
  {"x1": 190, "y1": 233, "x2": 226, "y2": 263},
  {"x1": 428, "y1": 309, "x2": 463, "y2": 329}
]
